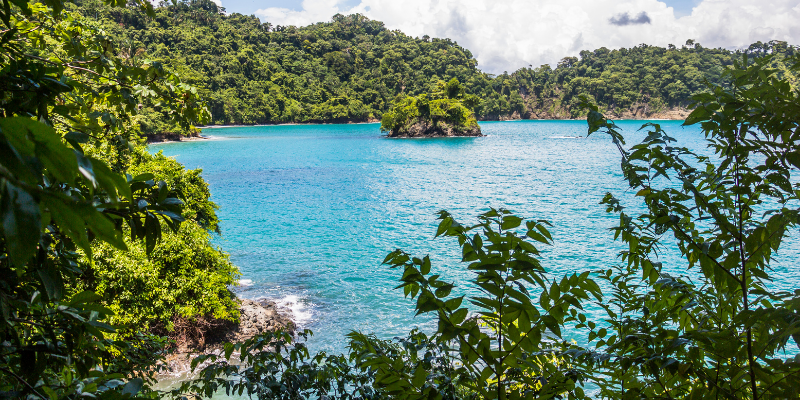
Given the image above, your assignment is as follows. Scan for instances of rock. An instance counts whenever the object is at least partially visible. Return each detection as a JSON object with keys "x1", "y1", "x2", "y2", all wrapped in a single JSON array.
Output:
[
  {"x1": 160, "y1": 298, "x2": 295, "y2": 378},
  {"x1": 387, "y1": 120, "x2": 482, "y2": 138},
  {"x1": 211, "y1": 299, "x2": 295, "y2": 345},
  {"x1": 146, "y1": 131, "x2": 208, "y2": 143}
]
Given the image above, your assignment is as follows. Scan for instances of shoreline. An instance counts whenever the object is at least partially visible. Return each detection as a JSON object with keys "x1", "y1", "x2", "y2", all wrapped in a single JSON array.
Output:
[
  {"x1": 148, "y1": 135, "x2": 215, "y2": 144},
  {"x1": 195, "y1": 116, "x2": 687, "y2": 130},
  {"x1": 158, "y1": 296, "x2": 296, "y2": 382},
  {"x1": 147, "y1": 116, "x2": 689, "y2": 144},
  {"x1": 199, "y1": 121, "x2": 382, "y2": 129}
]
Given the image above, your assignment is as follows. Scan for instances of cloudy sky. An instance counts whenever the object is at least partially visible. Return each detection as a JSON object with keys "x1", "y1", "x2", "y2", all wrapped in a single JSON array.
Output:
[{"x1": 210, "y1": 0, "x2": 800, "y2": 74}]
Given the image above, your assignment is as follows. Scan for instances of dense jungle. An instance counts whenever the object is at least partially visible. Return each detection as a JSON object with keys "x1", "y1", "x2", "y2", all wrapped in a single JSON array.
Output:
[
  {"x1": 2, "y1": 0, "x2": 800, "y2": 398},
  {"x1": 75, "y1": 0, "x2": 796, "y2": 136}
]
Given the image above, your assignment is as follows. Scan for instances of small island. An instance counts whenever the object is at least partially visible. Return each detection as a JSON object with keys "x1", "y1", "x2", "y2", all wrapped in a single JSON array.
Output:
[{"x1": 380, "y1": 78, "x2": 482, "y2": 137}]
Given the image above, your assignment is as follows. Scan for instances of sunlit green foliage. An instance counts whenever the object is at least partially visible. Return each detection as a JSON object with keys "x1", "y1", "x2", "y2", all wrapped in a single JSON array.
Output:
[
  {"x1": 176, "y1": 209, "x2": 597, "y2": 400},
  {"x1": 517, "y1": 40, "x2": 797, "y2": 117},
  {"x1": 380, "y1": 78, "x2": 480, "y2": 136},
  {"x1": 3, "y1": 0, "x2": 800, "y2": 397},
  {"x1": 86, "y1": 221, "x2": 239, "y2": 334},
  {"x1": 129, "y1": 150, "x2": 221, "y2": 232},
  {"x1": 579, "y1": 53, "x2": 800, "y2": 399},
  {"x1": 0, "y1": 0, "x2": 227, "y2": 397},
  {"x1": 71, "y1": 0, "x2": 796, "y2": 131},
  {"x1": 73, "y1": 0, "x2": 482, "y2": 128},
  {"x1": 76, "y1": 150, "x2": 238, "y2": 335}
]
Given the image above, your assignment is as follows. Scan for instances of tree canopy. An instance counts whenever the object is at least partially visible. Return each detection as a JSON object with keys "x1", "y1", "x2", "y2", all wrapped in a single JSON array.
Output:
[
  {"x1": 72, "y1": 0, "x2": 798, "y2": 135},
  {"x1": 380, "y1": 78, "x2": 481, "y2": 137},
  {"x1": 0, "y1": 0, "x2": 236, "y2": 397}
]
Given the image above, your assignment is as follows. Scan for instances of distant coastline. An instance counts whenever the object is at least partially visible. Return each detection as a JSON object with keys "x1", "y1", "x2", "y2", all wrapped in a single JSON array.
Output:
[
  {"x1": 146, "y1": 111, "x2": 690, "y2": 144},
  {"x1": 198, "y1": 120, "x2": 382, "y2": 129}
]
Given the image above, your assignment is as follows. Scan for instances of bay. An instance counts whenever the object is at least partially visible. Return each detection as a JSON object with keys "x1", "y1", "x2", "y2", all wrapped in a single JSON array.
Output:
[{"x1": 151, "y1": 120, "x2": 798, "y2": 355}]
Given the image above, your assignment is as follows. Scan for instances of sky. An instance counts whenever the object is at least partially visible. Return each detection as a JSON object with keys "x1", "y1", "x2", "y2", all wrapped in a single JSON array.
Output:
[{"x1": 208, "y1": 0, "x2": 800, "y2": 74}]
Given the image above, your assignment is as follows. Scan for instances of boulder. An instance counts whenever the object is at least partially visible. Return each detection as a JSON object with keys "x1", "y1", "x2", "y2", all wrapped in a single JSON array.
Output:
[
  {"x1": 161, "y1": 298, "x2": 295, "y2": 378},
  {"x1": 231, "y1": 299, "x2": 295, "y2": 342},
  {"x1": 387, "y1": 121, "x2": 482, "y2": 138}
]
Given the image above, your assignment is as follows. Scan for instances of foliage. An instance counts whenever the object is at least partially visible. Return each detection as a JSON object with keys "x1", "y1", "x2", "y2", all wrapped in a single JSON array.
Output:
[
  {"x1": 76, "y1": 136, "x2": 239, "y2": 342},
  {"x1": 357, "y1": 209, "x2": 599, "y2": 399},
  {"x1": 82, "y1": 213, "x2": 239, "y2": 335},
  {"x1": 72, "y1": 0, "x2": 797, "y2": 129},
  {"x1": 178, "y1": 54, "x2": 800, "y2": 400},
  {"x1": 72, "y1": 0, "x2": 483, "y2": 128},
  {"x1": 176, "y1": 209, "x2": 600, "y2": 400},
  {"x1": 380, "y1": 78, "x2": 480, "y2": 136},
  {"x1": 174, "y1": 330, "x2": 382, "y2": 400},
  {"x1": 84, "y1": 152, "x2": 236, "y2": 334},
  {"x1": 128, "y1": 150, "x2": 220, "y2": 232},
  {"x1": 3, "y1": 0, "x2": 800, "y2": 397},
  {"x1": 579, "y1": 52, "x2": 800, "y2": 399},
  {"x1": 0, "y1": 0, "x2": 215, "y2": 397}
]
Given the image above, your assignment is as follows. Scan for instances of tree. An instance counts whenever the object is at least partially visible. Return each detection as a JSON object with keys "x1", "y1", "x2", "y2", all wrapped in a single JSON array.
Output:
[
  {"x1": 0, "y1": 0, "x2": 210, "y2": 397},
  {"x1": 380, "y1": 79, "x2": 480, "y2": 137},
  {"x1": 582, "y1": 53, "x2": 800, "y2": 398},
  {"x1": 72, "y1": 1, "x2": 786, "y2": 126},
  {"x1": 176, "y1": 210, "x2": 599, "y2": 400}
]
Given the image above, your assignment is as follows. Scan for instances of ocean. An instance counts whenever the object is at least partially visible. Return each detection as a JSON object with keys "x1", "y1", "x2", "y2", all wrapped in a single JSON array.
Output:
[{"x1": 151, "y1": 120, "x2": 798, "y2": 355}]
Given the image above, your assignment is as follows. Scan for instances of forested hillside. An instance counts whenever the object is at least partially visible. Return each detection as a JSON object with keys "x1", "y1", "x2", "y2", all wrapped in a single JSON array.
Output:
[{"x1": 73, "y1": 0, "x2": 796, "y2": 134}]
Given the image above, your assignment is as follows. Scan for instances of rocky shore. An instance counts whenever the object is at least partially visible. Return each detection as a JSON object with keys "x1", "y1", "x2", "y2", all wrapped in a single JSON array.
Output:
[
  {"x1": 147, "y1": 132, "x2": 210, "y2": 144},
  {"x1": 602, "y1": 105, "x2": 691, "y2": 120},
  {"x1": 161, "y1": 298, "x2": 295, "y2": 378},
  {"x1": 387, "y1": 120, "x2": 482, "y2": 138},
  {"x1": 480, "y1": 105, "x2": 691, "y2": 121}
]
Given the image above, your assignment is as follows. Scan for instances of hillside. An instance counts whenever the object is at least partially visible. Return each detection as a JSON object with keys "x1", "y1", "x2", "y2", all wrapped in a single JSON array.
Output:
[{"x1": 73, "y1": 0, "x2": 796, "y2": 134}]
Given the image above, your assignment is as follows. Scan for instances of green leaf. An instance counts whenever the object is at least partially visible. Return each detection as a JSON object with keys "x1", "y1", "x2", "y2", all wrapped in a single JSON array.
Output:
[
  {"x1": 451, "y1": 308, "x2": 468, "y2": 324},
  {"x1": 411, "y1": 365, "x2": 426, "y2": 388},
  {"x1": 64, "y1": 131, "x2": 90, "y2": 144},
  {"x1": 435, "y1": 284, "x2": 453, "y2": 298},
  {"x1": 154, "y1": 210, "x2": 185, "y2": 222},
  {"x1": 69, "y1": 291, "x2": 103, "y2": 306},
  {"x1": 37, "y1": 263, "x2": 64, "y2": 301},
  {"x1": 786, "y1": 151, "x2": 800, "y2": 169},
  {"x1": 86, "y1": 320, "x2": 116, "y2": 332},
  {"x1": 132, "y1": 173, "x2": 155, "y2": 182},
  {"x1": 44, "y1": 195, "x2": 91, "y2": 253},
  {"x1": 500, "y1": 215, "x2": 522, "y2": 230},
  {"x1": 1, "y1": 117, "x2": 80, "y2": 185},
  {"x1": 0, "y1": 117, "x2": 35, "y2": 158},
  {"x1": 121, "y1": 378, "x2": 143, "y2": 395},
  {"x1": 421, "y1": 255, "x2": 431, "y2": 275},
  {"x1": 90, "y1": 158, "x2": 131, "y2": 201},
  {"x1": 1, "y1": 182, "x2": 40, "y2": 267}
]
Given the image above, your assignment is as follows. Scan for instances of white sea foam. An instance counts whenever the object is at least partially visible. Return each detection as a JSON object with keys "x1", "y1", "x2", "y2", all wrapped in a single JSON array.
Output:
[
  {"x1": 237, "y1": 279, "x2": 253, "y2": 286},
  {"x1": 549, "y1": 135, "x2": 585, "y2": 139},
  {"x1": 274, "y1": 294, "x2": 312, "y2": 326}
]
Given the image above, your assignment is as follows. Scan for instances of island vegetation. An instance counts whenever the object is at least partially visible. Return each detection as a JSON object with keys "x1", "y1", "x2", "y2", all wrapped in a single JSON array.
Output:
[
  {"x1": 2, "y1": 0, "x2": 800, "y2": 398},
  {"x1": 381, "y1": 78, "x2": 481, "y2": 137}
]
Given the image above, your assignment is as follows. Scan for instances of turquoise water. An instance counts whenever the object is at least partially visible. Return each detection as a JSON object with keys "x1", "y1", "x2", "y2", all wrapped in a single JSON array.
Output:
[{"x1": 152, "y1": 120, "x2": 798, "y2": 354}]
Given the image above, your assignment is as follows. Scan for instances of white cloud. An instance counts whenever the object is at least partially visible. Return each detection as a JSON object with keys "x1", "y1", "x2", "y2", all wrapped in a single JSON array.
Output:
[
  {"x1": 255, "y1": 0, "x2": 345, "y2": 27},
  {"x1": 254, "y1": 0, "x2": 800, "y2": 74},
  {"x1": 210, "y1": 0, "x2": 222, "y2": 7}
]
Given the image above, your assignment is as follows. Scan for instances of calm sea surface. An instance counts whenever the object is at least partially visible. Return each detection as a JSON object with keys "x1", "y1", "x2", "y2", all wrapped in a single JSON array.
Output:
[{"x1": 152, "y1": 120, "x2": 799, "y2": 355}]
